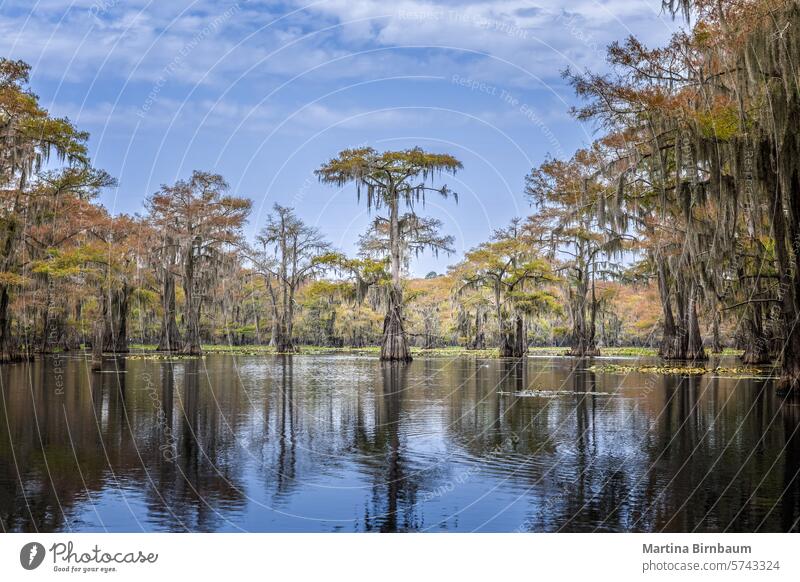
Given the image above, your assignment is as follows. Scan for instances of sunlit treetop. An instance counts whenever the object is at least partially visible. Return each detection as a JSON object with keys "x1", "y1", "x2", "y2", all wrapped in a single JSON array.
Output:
[
  {"x1": 1, "y1": 58, "x2": 89, "y2": 186},
  {"x1": 146, "y1": 170, "x2": 252, "y2": 244},
  {"x1": 315, "y1": 146, "x2": 462, "y2": 211}
]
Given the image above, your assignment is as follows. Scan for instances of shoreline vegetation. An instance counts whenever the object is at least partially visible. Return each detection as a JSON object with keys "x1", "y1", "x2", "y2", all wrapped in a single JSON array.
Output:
[
  {"x1": 3, "y1": 1, "x2": 800, "y2": 393},
  {"x1": 50, "y1": 344, "x2": 747, "y2": 359},
  {"x1": 41, "y1": 344, "x2": 771, "y2": 377}
]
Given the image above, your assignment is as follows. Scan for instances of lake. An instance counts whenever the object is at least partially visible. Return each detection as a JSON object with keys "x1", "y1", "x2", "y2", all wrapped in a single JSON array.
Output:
[{"x1": 1, "y1": 353, "x2": 798, "y2": 532}]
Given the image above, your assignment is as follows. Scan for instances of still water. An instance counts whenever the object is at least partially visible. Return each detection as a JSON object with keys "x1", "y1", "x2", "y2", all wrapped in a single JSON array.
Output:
[{"x1": 1, "y1": 354, "x2": 798, "y2": 532}]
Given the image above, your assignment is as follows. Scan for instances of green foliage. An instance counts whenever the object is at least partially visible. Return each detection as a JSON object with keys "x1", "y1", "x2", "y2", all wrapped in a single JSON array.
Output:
[
  {"x1": 315, "y1": 146, "x2": 462, "y2": 210},
  {"x1": 31, "y1": 245, "x2": 105, "y2": 279},
  {"x1": 694, "y1": 104, "x2": 741, "y2": 141},
  {"x1": 508, "y1": 290, "x2": 562, "y2": 315}
]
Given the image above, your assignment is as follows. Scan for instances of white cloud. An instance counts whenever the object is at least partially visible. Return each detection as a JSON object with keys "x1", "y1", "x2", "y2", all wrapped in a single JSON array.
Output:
[
  {"x1": 0, "y1": 0, "x2": 681, "y2": 149},
  {"x1": 0, "y1": 0, "x2": 679, "y2": 89}
]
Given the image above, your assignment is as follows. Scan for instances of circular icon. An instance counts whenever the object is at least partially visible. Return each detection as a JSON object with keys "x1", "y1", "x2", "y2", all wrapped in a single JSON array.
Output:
[{"x1": 20, "y1": 542, "x2": 46, "y2": 570}]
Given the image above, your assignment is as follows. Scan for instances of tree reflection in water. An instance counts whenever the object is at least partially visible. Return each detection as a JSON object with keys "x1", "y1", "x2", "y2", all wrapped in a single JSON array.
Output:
[
  {"x1": 361, "y1": 362, "x2": 418, "y2": 532},
  {"x1": 0, "y1": 354, "x2": 798, "y2": 532}
]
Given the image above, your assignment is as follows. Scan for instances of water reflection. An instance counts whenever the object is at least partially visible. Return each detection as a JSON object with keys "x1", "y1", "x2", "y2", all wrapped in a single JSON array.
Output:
[{"x1": 0, "y1": 355, "x2": 798, "y2": 532}]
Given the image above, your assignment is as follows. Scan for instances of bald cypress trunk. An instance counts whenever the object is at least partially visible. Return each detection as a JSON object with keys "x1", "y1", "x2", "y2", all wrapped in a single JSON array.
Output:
[
  {"x1": 499, "y1": 315, "x2": 526, "y2": 358},
  {"x1": 268, "y1": 288, "x2": 278, "y2": 348},
  {"x1": 274, "y1": 320, "x2": 295, "y2": 353},
  {"x1": 741, "y1": 303, "x2": 770, "y2": 364},
  {"x1": 658, "y1": 273, "x2": 706, "y2": 361},
  {"x1": 181, "y1": 243, "x2": 204, "y2": 355},
  {"x1": 0, "y1": 286, "x2": 30, "y2": 362},
  {"x1": 471, "y1": 309, "x2": 486, "y2": 349},
  {"x1": 779, "y1": 326, "x2": 800, "y2": 395},
  {"x1": 116, "y1": 290, "x2": 129, "y2": 353},
  {"x1": 768, "y1": 154, "x2": 800, "y2": 393},
  {"x1": 0, "y1": 205, "x2": 23, "y2": 363},
  {"x1": 157, "y1": 270, "x2": 182, "y2": 352},
  {"x1": 103, "y1": 286, "x2": 130, "y2": 353},
  {"x1": 269, "y1": 319, "x2": 278, "y2": 347},
  {"x1": 782, "y1": 148, "x2": 800, "y2": 393},
  {"x1": 568, "y1": 270, "x2": 600, "y2": 357},
  {"x1": 711, "y1": 312, "x2": 723, "y2": 353},
  {"x1": 91, "y1": 322, "x2": 103, "y2": 371},
  {"x1": 657, "y1": 259, "x2": 680, "y2": 358},
  {"x1": 380, "y1": 196, "x2": 411, "y2": 362},
  {"x1": 381, "y1": 286, "x2": 411, "y2": 361},
  {"x1": 0, "y1": 285, "x2": 13, "y2": 362},
  {"x1": 514, "y1": 315, "x2": 526, "y2": 357},
  {"x1": 685, "y1": 284, "x2": 707, "y2": 361}
]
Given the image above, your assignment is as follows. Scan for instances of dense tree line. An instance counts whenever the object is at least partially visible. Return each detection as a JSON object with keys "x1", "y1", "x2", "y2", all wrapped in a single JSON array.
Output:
[
  {"x1": 1, "y1": 0, "x2": 799, "y2": 393},
  {"x1": 553, "y1": 0, "x2": 800, "y2": 392}
]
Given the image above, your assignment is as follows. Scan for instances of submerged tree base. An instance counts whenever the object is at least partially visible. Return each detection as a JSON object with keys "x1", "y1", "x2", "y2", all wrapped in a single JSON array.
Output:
[
  {"x1": 0, "y1": 349, "x2": 32, "y2": 364},
  {"x1": 380, "y1": 306, "x2": 412, "y2": 362},
  {"x1": 567, "y1": 346, "x2": 601, "y2": 357},
  {"x1": 274, "y1": 338, "x2": 299, "y2": 354},
  {"x1": 659, "y1": 334, "x2": 708, "y2": 362},
  {"x1": 776, "y1": 378, "x2": 800, "y2": 396},
  {"x1": 776, "y1": 358, "x2": 800, "y2": 396},
  {"x1": 741, "y1": 345, "x2": 772, "y2": 365}
]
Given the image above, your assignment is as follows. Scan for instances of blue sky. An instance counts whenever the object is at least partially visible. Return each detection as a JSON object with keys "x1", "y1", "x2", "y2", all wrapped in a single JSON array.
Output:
[{"x1": 1, "y1": 0, "x2": 678, "y2": 275}]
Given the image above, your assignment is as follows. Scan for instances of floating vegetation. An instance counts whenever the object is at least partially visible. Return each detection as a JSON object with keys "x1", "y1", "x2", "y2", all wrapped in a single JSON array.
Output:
[
  {"x1": 582, "y1": 347, "x2": 656, "y2": 357},
  {"x1": 588, "y1": 364, "x2": 768, "y2": 376},
  {"x1": 127, "y1": 344, "x2": 500, "y2": 358},
  {"x1": 126, "y1": 354, "x2": 205, "y2": 361},
  {"x1": 499, "y1": 389, "x2": 614, "y2": 398},
  {"x1": 589, "y1": 364, "x2": 707, "y2": 375},
  {"x1": 712, "y1": 367, "x2": 763, "y2": 375}
]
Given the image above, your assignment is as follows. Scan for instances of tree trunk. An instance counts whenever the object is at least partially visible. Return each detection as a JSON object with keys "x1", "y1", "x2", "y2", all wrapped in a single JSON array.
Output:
[
  {"x1": 514, "y1": 315, "x2": 526, "y2": 357},
  {"x1": 157, "y1": 270, "x2": 182, "y2": 352},
  {"x1": 661, "y1": 275, "x2": 707, "y2": 360},
  {"x1": 380, "y1": 196, "x2": 411, "y2": 362},
  {"x1": 182, "y1": 247, "x2": 203, "y2": 355},
  {"x1": 471, "y1": 309, "x2": 485, "y2": 349},
  {"x1": 778, "y1": 323, "x2": 800, "y2": 395},
  {"x1": 779, "y1": 149, "x2": 800, "y2": 393},
  {"x1": 685, "y1": 284, "x2": 707, "y2": 361},
  {"x1": 741, "y1": 303, "x2": 770, "y2": 364},
  {"x1": 569, "y1": 338, "x2": 601, "y2": 357},
  {"x1": 500, "y1": 315, "x2": 526, "y2": 358},
  {"x1": 0, "y1": 285, "x2": 19, "y2": 362},
  {"x1": 103, "y1": 286, "x2": 130, "y2": 353},
  {"x1": 40, "y1": 282, "x2": 53, "y2": 353},
  {"x1": 711, "y1": 312, "x2": 723, "y2": 353},
  {"x1": 324, "y1": 309, "x2": 336, "y2": 346},
  {"x1": 275, "y1": 320, "x2": 295, "y2": 353},
  {"x1": 381, "y1": 286, "x2": 411, "y2": 361},
  {"x1": 0, "y1": 213, "x2": 23, "y2": 362},
  {"x1": 91, "y1": 322, "x2": 103, "y2": 371},
  {"x1": 182, "y1": 303, "x2": 202, "y2": 354},
  {"x1": 264, "y1": 275, "x2": 278, "y2": 347},
  {"x1": 183, "y1": 304, "x2": 202, "y2": 354},
  {"x1": 780, "y1": 276, "x2": 800, "y2": 393},
  {"x1": 499, "y1": 331, "x2": 514, "y2": 357},
  {"x1": 568, "y1": 272, "x2": 600, "y2": 357},
  {"x1": 116, "y1": 290, "x2": 129, "y2": 353},
  {"x1": 588, "y1": 276, "x2": 598, "y2": 350},
  {"x1": 269, "y1": 320, "x2": 278, "y2": 347},
  {"x1": 765, "y1": 158, "x2": 798, "y2": 393},
  {"x1": 657, "y1": 261, "x2": 681, "y2": 358},
  {"x1": 62, "y1": 301, "x2": 82, "y2": 351}
]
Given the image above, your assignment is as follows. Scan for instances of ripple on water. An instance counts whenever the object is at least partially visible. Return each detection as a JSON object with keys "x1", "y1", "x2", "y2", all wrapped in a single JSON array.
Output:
[{"x1": 0, "y1": 354, "x2": 797, "y2": 532}]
